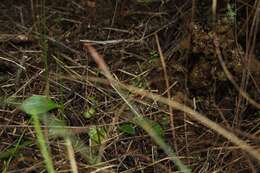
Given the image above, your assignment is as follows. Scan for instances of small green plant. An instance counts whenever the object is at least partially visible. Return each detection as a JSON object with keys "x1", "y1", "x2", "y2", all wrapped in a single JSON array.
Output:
[
  {"x1": 20, "y1": 95, "x2": 59, "y2": 173},
  {"x1": 88, "y1": 126, "x2": 107, "y2": 145},
  {"x1": 47, "y1": 117, "x2": 103, "y2": 165},
  {"x1": 83, "y1": 96, "x2": 97, "y2": 119},
  {"x1": 226, "y1": 3, "x2": 236, "y2": 22},
  {"x1": 83, "y1": 107, "x2": 96, "y2": 119},
  {"x1": 149, "y1": 51, "x2": 160, "y2": 60},
  {"x1": 119, "y1": 123, "x2": 136, "y2": 135}
]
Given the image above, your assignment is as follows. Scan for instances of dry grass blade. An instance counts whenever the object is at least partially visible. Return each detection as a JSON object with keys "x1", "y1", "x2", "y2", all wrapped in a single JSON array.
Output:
[
  {"x1": 65, "y1": 138, "x2": 79, "y2": 173},
  {"x1": 0, "y1": 56, "x2": 26, "y2": 70}
]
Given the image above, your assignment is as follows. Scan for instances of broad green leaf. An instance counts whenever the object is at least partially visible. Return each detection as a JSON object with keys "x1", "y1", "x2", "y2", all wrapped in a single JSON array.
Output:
[
  {"x1": 119, "y1": 123, "x2": 136, "y2": 135},
  {"x1": 88, "y1": 126, "x2": 107, "y2": 145},
  {"x1": 83, "y1": 107, "x2": 96, "y2": 119},
  {"x1": 20, "y1": 95, "x2": 59, "y2": 115}
]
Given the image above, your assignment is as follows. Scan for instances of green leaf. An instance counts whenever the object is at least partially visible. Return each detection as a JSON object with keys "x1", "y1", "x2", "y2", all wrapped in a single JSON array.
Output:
[
  {"x1": 149, "y1": 51, "x2": 159, "y2": 60},
  {"x1": 88, "y1": 126, "x2": 107, "y2": 145},
  {"x1": 119, "y1": 123, "x2": 136, "y2": 135},
  {"x1": 20, "y1": 95, "x2": 59, "y2": 115},
  {"x1": 146, "y1": 119, "x2": 164, "y2": 137},
  {"x1": 83, "y1": 107, "x2": 96, "y2": 119}
]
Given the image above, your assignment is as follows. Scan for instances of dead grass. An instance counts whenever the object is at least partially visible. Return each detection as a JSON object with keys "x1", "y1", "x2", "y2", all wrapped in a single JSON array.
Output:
[{"x1": 0, "y1": 0, "x2": 260, "y2": 172}]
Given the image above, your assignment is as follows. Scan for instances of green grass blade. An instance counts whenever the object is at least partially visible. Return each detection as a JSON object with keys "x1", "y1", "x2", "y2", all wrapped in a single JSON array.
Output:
[{"x1": 32, "y1": 115, "x2": 56, "y2": 173}]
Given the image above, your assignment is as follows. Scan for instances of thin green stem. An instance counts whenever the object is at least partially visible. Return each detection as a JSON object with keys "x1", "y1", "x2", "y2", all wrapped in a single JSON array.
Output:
[
  {"x1": 40, "y1": 0, "x2": 49, "y2": 95},
  {"x1": 32, "y1": 115, "x2": 56, "y2": 173}
]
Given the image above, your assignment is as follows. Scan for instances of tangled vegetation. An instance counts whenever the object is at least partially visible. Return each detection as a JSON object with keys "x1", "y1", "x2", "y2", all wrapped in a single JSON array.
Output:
[{"x1": 0, "y1": 0, "x2": 260, "y2": 172}]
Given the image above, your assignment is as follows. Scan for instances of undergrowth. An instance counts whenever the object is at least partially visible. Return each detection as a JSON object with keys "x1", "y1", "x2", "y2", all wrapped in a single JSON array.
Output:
[{"x1": 0, "y1": 0, "x2": 260, "y2": 172}]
